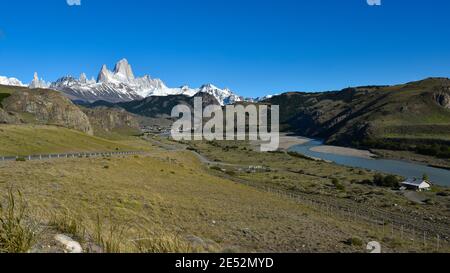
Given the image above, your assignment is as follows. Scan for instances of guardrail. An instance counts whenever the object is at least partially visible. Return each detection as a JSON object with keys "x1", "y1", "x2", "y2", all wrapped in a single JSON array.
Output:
[{"x1": 0, "y1": 151, "x2": 145, "y2": 162}]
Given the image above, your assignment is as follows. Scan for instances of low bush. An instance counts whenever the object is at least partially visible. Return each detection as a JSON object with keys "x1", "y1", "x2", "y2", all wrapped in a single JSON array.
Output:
[
  {"x1": 345, "y1": 237, "x2": 364, "y2": 247},
  {"x1": 331, "y1": 178, "x2": 346, "y2": 191},
  {"x1": 373, "y1": 174, "x2": 400, "y2": 188}
]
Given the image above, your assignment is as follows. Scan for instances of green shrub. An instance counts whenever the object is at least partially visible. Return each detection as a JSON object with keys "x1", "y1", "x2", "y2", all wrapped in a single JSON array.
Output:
[
  {"x1": 225, "y1": 170, "x2": 236, "y2": 176},
  {"x1": 0, "y1": 93, "x2": 11, "y2": 107},
  {"x1": 331, "y1": 178, "x2": 345, "y2": 191},
  {"x1": 373, "y1": 174, "x2": 400, "y2": 188},
  {"x1": 345, "y1": 237, "x2": 364, "y2": 247},
  {"x1": 287, "y1": 151, "x2": 312, "y2": 160},
  {"x1": 209, "y1": 166, "x2": 222, "y2": 171}
]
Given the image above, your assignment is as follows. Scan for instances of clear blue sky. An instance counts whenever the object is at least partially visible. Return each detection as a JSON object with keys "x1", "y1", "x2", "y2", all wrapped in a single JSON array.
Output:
[{"x1": 1, "y1": 0, "x2": 450, "y2": 97}]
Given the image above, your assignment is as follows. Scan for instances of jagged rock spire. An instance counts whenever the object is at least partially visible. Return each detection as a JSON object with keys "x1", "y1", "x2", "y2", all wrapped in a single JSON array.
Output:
[
  {"x1": 29, "y1": 72, "x2": 49, "y2": 89},
  {"x1": 113, "y1": 59, "x2": 135, "y2": 81},
  {"x1": 80, "y1": 73, "x2": 87, "y2": 83}
]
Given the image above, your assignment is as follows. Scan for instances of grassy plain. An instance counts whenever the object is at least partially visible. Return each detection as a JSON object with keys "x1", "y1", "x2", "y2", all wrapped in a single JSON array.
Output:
[
  {"x1": 0, "y1": 124, "x2": 150, "y2": 156},
  {"x1": 0, "y1": 127, "x2": 448, "y2": 253}
]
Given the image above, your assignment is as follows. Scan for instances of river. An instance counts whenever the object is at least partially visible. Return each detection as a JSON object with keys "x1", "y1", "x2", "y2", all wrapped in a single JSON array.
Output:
[{"x1": 289, "y1": 139, "x2": 450, "y2": 186}]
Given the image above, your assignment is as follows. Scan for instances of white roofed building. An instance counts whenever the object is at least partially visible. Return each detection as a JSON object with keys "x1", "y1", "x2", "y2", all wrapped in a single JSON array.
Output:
[{"x1": 401, "y1": 178, "x2": 432, "y2": 191}]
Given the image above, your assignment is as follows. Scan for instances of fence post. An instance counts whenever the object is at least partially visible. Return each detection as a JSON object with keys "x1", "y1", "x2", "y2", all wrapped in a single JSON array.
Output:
[
  {"x1": 391, "y1": 221, "x2": 394, "y2": 238},
  {"x1": 436, "y1": 235, "x2": 440, "y2": 251},
  {"x1": 423, "y1": 231, "x2": 426, "y2": 248}
]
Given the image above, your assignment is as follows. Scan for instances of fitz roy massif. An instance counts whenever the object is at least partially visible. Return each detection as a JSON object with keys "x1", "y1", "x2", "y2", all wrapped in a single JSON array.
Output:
[{"x1": 0, "y1": 59, "x2": 243, "y2": 106}]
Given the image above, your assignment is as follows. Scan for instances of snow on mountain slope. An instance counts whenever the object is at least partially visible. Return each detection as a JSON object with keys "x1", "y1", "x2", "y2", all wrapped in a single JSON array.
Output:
[
  {"x1": 0, "y1": 76, "x2": 26, "y2": 87},
  {"x1": 50, "y1": 59, "x2": 242, "y2": 105},
  {"x1": 2, "y1": 59, "x2": 243, "y2": 105},
  {"x1": 29, "y1": 72, "x2": 50, "y2": 89},
  {"x1": 197, "y1": 84, "x2": 241, "y2": 105}
]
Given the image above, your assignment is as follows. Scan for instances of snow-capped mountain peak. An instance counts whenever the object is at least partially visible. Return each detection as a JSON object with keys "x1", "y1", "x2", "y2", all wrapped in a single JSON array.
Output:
[
  {"x1": 55, "y1": 59, "x2": 242, "y2": 104},
  {"x1": 2, "y1": 59, "x2": 243, "y2": 105},
  {"x1": 199, "y1": 84, "x2": 242, "y2": 105},
  {"x1": 29, "y1": 72, "x2": 50, "y2": 89},
  {"x1": 0, "y1": 76, "x2": 26, "y2": 87},
  {"x1": 113, "y1": 58, "x2": 135, "y2": 82},
  {"x1": 80, "y1": 73, "x2": 87, "y2": 84},
  {"x1": 97, "y1": 65, "x2": 113, "y2": 83}
]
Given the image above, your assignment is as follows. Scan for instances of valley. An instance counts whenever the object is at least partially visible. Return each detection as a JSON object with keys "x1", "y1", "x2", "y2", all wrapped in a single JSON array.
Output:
[
  {"x1": 0, "y1": 77, "x2": 449, "y2": 253},
  {"x1": 1, "y1": 127, "x2": 449, "y2": 253}
]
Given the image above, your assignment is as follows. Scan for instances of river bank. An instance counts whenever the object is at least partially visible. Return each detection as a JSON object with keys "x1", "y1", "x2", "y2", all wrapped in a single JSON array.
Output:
[
  {"x1": 371, "y1": 149, "x2": 450, "y2": 170},
  {"x1": 288, "y1": 139, "x2": 450, "y2": 186}
]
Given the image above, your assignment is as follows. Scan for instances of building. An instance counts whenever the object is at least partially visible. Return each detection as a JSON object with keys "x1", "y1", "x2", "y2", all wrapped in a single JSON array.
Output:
[{"x1": 401, "y1": 178, "x2": 432, "y2": 191}]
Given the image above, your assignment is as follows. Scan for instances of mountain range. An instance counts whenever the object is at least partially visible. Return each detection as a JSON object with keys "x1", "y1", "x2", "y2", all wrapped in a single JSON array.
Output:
[
  {"x1": 2, "y1": 70, "x2": 450, "y2": 161},
  {"x1": 263, "y1": 77, "x2": 450, "y2": 158},
  {"x1": 0, "y1": 59, "x2": 243, "y2": 106}
]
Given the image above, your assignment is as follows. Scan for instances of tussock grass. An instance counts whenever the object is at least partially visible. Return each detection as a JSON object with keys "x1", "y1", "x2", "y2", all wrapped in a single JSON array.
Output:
[
  {"x1": 133, "y1": 234, "x2": 201, "y2": 253},
  {"x1": 94, "y1": 214, "x2": 127, "y2": 253},
  {"x1": 0, "y1": 189, "x2": 37, "y2": 253},
  {"x1": 49, "y1": 209, "x2": 86, "y2": 241}
]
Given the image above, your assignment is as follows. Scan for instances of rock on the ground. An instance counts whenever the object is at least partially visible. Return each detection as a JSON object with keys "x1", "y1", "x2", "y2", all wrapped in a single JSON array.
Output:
[{"x1": 54, "y1": 234, "x2": 83, "y2": 253}]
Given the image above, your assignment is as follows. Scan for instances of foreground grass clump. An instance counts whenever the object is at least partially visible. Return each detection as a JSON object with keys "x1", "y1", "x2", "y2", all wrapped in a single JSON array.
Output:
[
  {"x1": 133, "y1": 234, "x2": 201, "y2": 253},
  {"x1": 48, "y1": 209, "x2": 197, "y2": 253},
  {"x1": 0, "y1": 190, "x2": 36, "y2": 253},
  {"x1": 49, "y1": 209, "x2": 86, "y2": 241}
]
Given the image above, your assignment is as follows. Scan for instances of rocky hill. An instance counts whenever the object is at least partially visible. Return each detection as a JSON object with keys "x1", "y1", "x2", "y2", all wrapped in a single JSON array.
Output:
[
  {"x1": 109, "y1": 92, "x2": 221, "y2": 118},
  {"x1": 81, "y1": 106, "x2": 141, "y2": 137},
  {"x1": 0, "y1": 86, "x2": 93, "y2": 135},
  {"x1": 264, "y1": 78, "x2": 450, "y2": 157}
]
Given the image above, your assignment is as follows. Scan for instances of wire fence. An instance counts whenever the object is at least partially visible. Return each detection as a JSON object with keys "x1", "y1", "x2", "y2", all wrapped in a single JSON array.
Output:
[
  {"x1": 221, "y1": 171, "x2": 450, "y2": 252},
  {"x1": 2, "y1": 148, "x2": 448, "y2": 251}
]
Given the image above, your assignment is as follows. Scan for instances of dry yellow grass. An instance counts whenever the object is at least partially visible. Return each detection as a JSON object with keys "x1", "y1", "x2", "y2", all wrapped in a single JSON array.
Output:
[
  {"x1": 0, "y1": 124, "x2": 151, "y2": 156},
  {"x1": 0, "y1": 149, "x2": 438, "y2": 252}
]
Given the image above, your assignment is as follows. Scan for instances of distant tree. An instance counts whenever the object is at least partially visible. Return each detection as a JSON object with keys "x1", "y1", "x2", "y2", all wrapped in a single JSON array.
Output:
[
  {"x1": 422, "y1": 173, "x2": 429, "y2": 181},
  {"x1": 373, "y1": 174, "x2": 400, "y2": 188},
  {"x1": 373, "y1": 174, "x2": 384, "y2": 187},
  {"x1": 383, "y1": 175, "x2": 400, "y2": 188}
]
